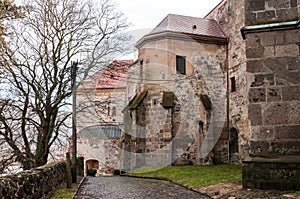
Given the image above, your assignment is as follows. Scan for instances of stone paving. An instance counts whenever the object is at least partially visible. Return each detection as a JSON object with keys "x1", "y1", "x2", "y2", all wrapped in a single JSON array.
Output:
[{"x1": 75, "y1": 176, "x2": 210, "y2": 199}]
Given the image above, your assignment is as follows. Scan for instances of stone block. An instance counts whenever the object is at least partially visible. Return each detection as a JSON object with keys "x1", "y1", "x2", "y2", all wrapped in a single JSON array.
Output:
[
  {"x1": 276, "y1": 8, "x2": 299, "y2": 21},
  {"x1": 284, "y1": 29, "x2": 300, "y2": 44},
  {"x1": 245, "y1": 0, "x2": 265, "y2": 11},
  {"x1": 275, "y1": 71, "x2": 300, "y2": 85},
  {"x1": 251, "y1": 126, "x2": 275, "y2": 141},
  {"x1": 263, "y1": 57, "x2": 287, "y2": 72},
  {"x1": 275, "y1": 44, "x2": 299, "y2": 57},
  {"x1": 267, "y1": 88, "x2": 282, "y2": 102},
  {"x1": 290, "y1": 0, "x2": 298, "y2": 7},
  {"x1": 257, "y1": 11, "x2": 276, "y2": 25},
  {"x1": 247, "y1": 60, "x2": 263, "y2": 73},
  {"x1": 250, "y1": 74, "x2": 275, "y2": 87},
  {"x1": 274, "y1": 125, "x2": 300, "y2": 139},
  {"x1": 246, "y1": 46, "x2": 264, "y2": 58},
  {"x1": 286, "y1": 56, "x2": 300, "y2": 70},
  {"x1": 249, "y1": 141, "x2": 270, "y2": 156},
  {"x1": 263, "y1": 102, "x2": 300, "y2": 125},
  {"x1": 264, "y1": 46, "x2": 275, "y2": 58},
  {"x1": 282, "y1": 85, "x2": 300, "y2": 101},
  {"x1": 263, "y1": 103, "x2": 289, "y2": 125},
  {"x1": 249, "y1": 88, "x2": 266, "y2": 103},
  {"x1": 268, "y1": 0, "x2": 290, "y2": 8},
  {"x1": 274, "y1": 31, "x2": 285, "y2": 45},
  {"x1": 246, "y1": 34, "x2": 260, "y2": 47},
  {"x1": 245, "y1": 12, "x2": 257, "y2": 26},
  {"x1": 283, "y1": 141, "x2": 300, "y2": 154},
  {"x1": 248, "y1": 104, "x2": 262, "y2": 125}
]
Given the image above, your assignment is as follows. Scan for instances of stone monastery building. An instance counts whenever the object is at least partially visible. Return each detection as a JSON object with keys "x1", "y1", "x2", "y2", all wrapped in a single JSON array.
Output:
[
  {"x1": 120, "y1": 0, "x2": 300, "y2": 190},
  {"x1": 76, "y1": 0, "x2": 299, "y2": 189}
]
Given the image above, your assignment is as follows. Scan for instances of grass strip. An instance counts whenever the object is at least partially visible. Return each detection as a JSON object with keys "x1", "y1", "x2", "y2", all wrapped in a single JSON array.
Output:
[{"x1": 128, "y1": 164, "x2": 242, "y2": 189}]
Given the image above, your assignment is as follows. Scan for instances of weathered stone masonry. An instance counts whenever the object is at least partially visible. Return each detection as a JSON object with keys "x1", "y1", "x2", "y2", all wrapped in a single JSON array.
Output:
[
  {"x1": 0, "y1": 162, "x2": 66, "y2": 198},
  {"x1": 242, "y1": 0, "x2": 300, "y2": 190}
]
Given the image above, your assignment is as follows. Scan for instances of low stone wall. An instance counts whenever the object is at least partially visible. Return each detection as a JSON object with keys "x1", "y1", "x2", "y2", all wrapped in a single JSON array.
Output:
[
  {"x1": 243, "y1": 157, "x2": 300, "y2": 190},
  {"x1": 0, "y1": 162, "x2": 66, "y2": 199}
]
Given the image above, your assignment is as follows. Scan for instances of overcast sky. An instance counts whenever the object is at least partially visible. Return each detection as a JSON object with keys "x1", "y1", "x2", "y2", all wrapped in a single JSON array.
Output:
[{"x1": 117, "y1": 0, "x2": 222, "y2": 30}]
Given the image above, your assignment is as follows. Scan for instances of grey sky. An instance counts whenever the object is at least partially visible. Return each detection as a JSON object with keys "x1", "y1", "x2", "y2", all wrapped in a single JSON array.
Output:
[{"x1": 117, "y1": 0, "x2": 222, "y2": 29}]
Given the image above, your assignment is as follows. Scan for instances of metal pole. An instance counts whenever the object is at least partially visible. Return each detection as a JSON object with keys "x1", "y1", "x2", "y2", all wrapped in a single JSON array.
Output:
[{"x1": 71, "y1": 61, "x2": 78, "y2": 183}]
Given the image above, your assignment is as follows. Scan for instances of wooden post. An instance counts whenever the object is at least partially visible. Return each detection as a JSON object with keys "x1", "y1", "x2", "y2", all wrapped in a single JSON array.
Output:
[{"x1": 66, "y1": 152, "x2": 72, "y2": 188}]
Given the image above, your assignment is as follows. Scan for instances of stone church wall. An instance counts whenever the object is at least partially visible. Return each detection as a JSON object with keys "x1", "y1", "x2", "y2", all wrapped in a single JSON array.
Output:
[{"x1": 242, "y1": 0, "x2": 300, "y2": 190}]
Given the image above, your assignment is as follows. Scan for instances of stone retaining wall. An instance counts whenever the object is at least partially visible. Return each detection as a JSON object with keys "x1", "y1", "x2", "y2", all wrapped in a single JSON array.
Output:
[
  {"x1": 0, "y1": 162, "x2": 66, "y2": 199},
  {"x1": 243, "y1": 157, "x2": 300, "y2": 190}
]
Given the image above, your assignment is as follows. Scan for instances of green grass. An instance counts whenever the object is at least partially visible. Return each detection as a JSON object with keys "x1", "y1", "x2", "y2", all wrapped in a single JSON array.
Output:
[
  {"x1": 50, "y1": 183, "x2": 77, "y2": 199},
  {"x1": 128, "y1": 164, "x2": 242, "y2": 189}
]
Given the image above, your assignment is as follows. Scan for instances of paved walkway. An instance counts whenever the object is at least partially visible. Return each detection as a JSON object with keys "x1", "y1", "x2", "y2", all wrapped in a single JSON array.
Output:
[{"x1": 75, "y1": 176, "x2": 209, "y2": 199}]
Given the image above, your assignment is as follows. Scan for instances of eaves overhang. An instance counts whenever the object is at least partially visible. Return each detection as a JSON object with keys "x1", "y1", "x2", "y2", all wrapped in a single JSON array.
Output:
[
  {"x1": 136, "y1": 31, "x2": 228, "y2": 49},
  {"x1": 241, "y1": 20, "x2": 300, "y2": 40}
]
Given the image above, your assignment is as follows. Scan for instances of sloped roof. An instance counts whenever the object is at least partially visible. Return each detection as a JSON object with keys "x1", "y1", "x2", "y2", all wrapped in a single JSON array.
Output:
[
  {"x1": 128, "y1": 90, "x2": 148, "y2": 110},
  {"x1": 78, "y1": 60, "x2": 133, "y2": 90},
  {"x1": 150, "y1": 14, "x2": 226, "y2": 38},
  {"x1": 78, "y1": 125, "x2": 122, "y2": 139}
]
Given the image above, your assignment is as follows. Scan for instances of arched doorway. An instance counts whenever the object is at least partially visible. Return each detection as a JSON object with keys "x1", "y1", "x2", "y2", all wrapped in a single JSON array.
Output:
[
  {"x1": 86, "y1": 159, "x2": 99, "y2": 176},
  {"x1": 229, "y1": 127, "x2": 239, "y2": 162}
]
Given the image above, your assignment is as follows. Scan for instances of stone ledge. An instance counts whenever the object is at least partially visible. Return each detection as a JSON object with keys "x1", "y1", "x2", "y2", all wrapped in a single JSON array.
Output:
[{"x1": 243, "y1": 156, "x2": 300, "y2": 163}]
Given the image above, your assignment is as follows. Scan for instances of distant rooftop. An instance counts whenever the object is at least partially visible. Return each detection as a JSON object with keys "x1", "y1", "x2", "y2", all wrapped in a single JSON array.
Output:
[
  {"x1": 150, "y1": 14, "x2": 226, "y2": 38},
  {"x1": 78, "y1": 60, "x2": 133, "y2": 90}
]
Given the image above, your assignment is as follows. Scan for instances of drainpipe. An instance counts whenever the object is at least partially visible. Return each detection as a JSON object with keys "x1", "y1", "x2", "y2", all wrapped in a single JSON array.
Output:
[{"x1": 226, "y1": 39, "x2": 230, "y2": 164}]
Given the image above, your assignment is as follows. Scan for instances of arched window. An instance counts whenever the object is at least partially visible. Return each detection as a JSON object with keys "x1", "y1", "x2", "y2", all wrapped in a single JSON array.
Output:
[{"x1": 230, "y1": 127, "x2": 239, "y2": 154}]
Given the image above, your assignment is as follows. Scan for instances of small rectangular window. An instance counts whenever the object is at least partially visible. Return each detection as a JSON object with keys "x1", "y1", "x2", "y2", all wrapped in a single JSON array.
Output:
[
  {"x1": 176, "y1": 55, "x2": 186, "y2": 74},
  {"x1": 112, "y1": 107, "x2": 116, "y2": 117},
  {"x1": 152, "y1": 99, "x2": 158, "y2": 106},
  {"x1": 230, "y1": 77, "x2": 236, "y2": 92}
]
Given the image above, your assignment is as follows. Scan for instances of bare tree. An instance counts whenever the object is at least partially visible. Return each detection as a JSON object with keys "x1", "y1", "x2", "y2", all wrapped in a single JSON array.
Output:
[{"x1": 0, "y1": 0, "x2": 129, "y2": 171}]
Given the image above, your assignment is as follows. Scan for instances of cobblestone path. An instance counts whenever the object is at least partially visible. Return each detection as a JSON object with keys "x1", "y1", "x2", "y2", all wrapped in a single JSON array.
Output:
[{"x1": 75, "y1": 176, "x2": 209, "y2": 199}]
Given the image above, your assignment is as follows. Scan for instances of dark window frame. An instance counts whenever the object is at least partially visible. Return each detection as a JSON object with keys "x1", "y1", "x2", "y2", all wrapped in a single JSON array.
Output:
[
  {"x1": 176, "y1": 55, "x2": 186, "y2": 74},
  {"x1": 230, "y1": 77, "x2": 236, "y2": 92}
]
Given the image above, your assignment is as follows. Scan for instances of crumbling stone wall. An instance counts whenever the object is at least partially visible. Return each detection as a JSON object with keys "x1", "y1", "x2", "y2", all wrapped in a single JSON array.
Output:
[
  {"x1": 206, "y1": 0, "x2": 248, "y2": 162},
  {"x1": 0, "y1": 162, "x2": 66, "y2": 199},
  {"x1": 121, "y1": 33, "x2": 229, "y2": 171}
]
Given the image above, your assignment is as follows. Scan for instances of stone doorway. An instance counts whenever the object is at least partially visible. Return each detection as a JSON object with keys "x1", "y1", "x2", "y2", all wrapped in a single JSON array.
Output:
[
  {"x1": 86, "y1": 159, "x2": 99, "y2": 176},
  {"x1": 229, "y1": 127, "x2": 239, "y2": 162}
]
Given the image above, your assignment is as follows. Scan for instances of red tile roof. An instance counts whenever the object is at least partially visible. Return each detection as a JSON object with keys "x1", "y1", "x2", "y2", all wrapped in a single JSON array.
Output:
[
  {"x1": 150, "y1": 14, "x2": 226, "y2": 38},
  {"x1": 78, "y1": 60, "x2": 133, "y2": 90}
]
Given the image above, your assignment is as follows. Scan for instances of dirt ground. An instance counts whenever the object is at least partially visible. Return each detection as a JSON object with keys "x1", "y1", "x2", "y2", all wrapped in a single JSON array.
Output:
[{"x1": 198, "y1": 183, "x2": 300, "y2": 199}]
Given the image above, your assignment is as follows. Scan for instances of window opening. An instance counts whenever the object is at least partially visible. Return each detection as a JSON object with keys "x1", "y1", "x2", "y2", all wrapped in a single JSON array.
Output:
[
  {"x1": 230, "y1": 77, "x2": 236, "y2": 92},
  {"x1": 176, "y1": 55, "x2": 186, "y2": 74}
]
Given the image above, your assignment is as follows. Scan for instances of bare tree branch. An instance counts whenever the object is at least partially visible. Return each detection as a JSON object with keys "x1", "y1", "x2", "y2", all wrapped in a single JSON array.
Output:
[{"x1": 0, "y1": 0, "x2": 130, "y2": 172}]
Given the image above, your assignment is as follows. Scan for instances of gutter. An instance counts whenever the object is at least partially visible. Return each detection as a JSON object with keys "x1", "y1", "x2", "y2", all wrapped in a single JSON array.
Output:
[
  {"x1": 225, "y1": 38, "x2": 230, "y2": 164},
  {"x1": 241, "y1": 20, "x2": 300, "y2": 39}
]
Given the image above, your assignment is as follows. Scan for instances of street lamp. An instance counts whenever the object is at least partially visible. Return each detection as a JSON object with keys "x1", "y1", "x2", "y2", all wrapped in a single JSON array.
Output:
[{"x1": 71, "y1": 61, "x2": 78, "y2": 183}]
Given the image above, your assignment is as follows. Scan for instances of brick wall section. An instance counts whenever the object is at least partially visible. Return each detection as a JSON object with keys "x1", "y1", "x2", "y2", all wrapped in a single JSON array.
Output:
[
  {"x1": 245, "y1": 0, "x2": 300, "y2": 25},
  {"x1": 0, "y1": 162, "x2": 66, "y2": 198}
]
